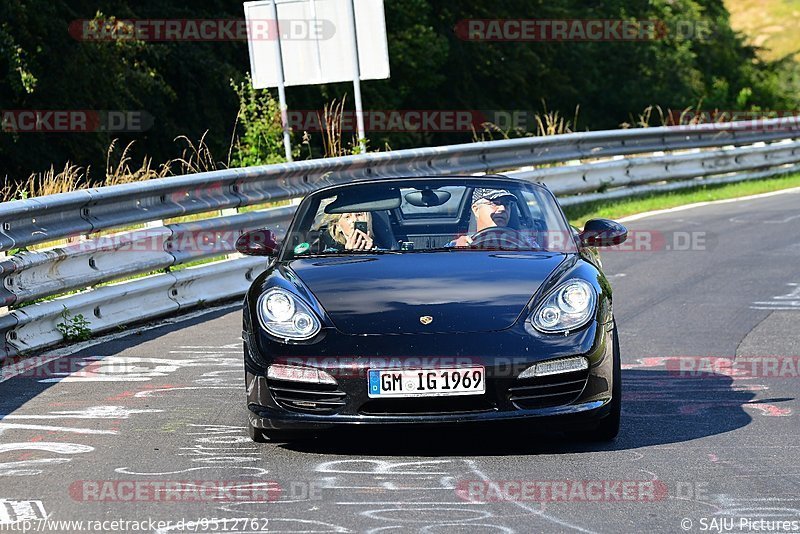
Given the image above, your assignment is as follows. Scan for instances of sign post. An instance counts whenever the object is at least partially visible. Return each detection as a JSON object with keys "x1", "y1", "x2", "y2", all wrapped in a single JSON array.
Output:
[
  {"x1": 244, "y1": 0, "x2": 390, "y2": 157},
  {"x1": 268, "y1": 0, "x2": 294, "y2": 161},
  {"x1": 344, "y1": 0, "x2": 366, "y2": 153}
]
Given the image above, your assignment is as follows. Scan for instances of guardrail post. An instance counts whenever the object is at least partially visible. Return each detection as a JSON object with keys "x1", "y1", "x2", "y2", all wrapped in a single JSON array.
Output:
[
  {"x1": 0, "y1": 250, "x2": 7, "y2": 316},
  {"x1": 219, "y1": 208, "x2": 239, "y2": 260}
]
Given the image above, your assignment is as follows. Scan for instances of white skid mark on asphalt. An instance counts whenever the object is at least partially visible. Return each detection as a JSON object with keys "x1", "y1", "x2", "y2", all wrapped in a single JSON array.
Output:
[
  {"x1": 134, "y1": 386, "x2": 237, "y2": 398},
  {"x1": 169, "y1": 350, "x2": 242, "y2": 356},
  {"x1": 0, "y1": 423, "x2": 115, "y2": 435},
  {"x1": 187, "y1": 424, "x2": 246, "y2": 432},
  {"x1": 764, "y1": 214, "x2": 800, "y2": 224},
  {"x1": 37, "y1": 356, "x2": 240, "y2": 383},
  {"x1": 0, "y1": 443, "x2": 94, "y2": 477},
  {"x1": 382, "y1": 477, "x2": 457, "y2": 491},
  {"x1": 340, "y1": 501, "x2": 486, "y2": 505},
  {"x1": 1, "y1": 354, "x2": 71, "y2": 384},
  {"x1": 713, "y1": 495, "x2": 800, "y2": 518},
  {"x1": 117, "y1": 423, "x2": 266, "y2": 480},
  {"x1": 0, "y1": 458, "x2": 72, "y2": 477},
  {"x1": 463, "y1": 459, "x2": 598, "y2": 534},
  {"x1": 178, "y1": 348, "x2": 242, "y2": 352},
  {"x1": 362, "y1": 507, "x2": 492, "y2": 523},
  {"x1": 0, "y1": 443, "x2": 94, "y2": 455},
  {"x1": 115, "y1": 466, "x2": 270, "y2": 477},
  {"x1": 0, "y1": 302, "x2": 241, "y2": 384},
  {"x1": 316, "y1": 459, "x2": 455, "y2": 476},
  {"x1": 0, "y1": 406, "x2": 162, "y2": 419},
  {"x1": 751, "y1": 282, "x2": 800, "y2": 311}
]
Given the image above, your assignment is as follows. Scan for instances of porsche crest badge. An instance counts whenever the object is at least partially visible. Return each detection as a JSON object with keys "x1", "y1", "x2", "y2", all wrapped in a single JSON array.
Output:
[{"x1": 419, "y1": 316, "x2": 433, "y2": 325}]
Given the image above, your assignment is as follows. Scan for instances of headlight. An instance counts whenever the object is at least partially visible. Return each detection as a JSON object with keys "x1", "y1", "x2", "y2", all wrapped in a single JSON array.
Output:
[
  {"x1": 258, "y1": 288, "x2": 321, "y2": 340},
  {"x1": 531, "y1": 279, "x2": 597, "y2": 334}
]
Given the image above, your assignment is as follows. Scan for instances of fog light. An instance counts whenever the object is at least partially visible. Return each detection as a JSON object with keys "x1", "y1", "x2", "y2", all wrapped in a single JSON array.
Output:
[
  {"x1": 267, "y1": 364, "x2": 337, "y2": 385},
  {"x1": 518, "y1": 356, "x2": 589, "y2": 379}
]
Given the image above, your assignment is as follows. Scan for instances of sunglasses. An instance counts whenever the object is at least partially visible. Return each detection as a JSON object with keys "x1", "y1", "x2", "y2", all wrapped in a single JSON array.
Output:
[{"x1": 477, "y1": 199, "x2": 513, "y2": 209}]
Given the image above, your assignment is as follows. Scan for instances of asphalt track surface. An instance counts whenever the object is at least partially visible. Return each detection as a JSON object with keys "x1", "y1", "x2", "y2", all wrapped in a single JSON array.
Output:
[{"x1": 1, "y1": 189, "x2": 799, "y2": 533}]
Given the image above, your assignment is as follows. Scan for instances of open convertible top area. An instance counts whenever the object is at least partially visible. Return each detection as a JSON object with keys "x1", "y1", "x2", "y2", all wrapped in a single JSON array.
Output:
[{"x1": 281, "y1": 176, "x2": 579, "y2": 258}]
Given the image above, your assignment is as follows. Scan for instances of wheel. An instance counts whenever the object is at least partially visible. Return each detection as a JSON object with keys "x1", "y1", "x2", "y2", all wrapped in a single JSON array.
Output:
[
  {"x1": 247, "y1": 419, "x2": 269, "y2": 443},
  {"x1": 572, "y1": 323, "x2": 621, "y2": 442},
  {"x1": 589, "y1": 324, "x2": 621, "y2": 441},
  {"x1": 248, "y1": 418, "x2": 314, "y2": 443}
]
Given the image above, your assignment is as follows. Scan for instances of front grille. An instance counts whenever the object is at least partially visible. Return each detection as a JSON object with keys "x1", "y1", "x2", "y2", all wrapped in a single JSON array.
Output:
[
  {"x1": 268, "y1": 380, "x2": 347, "y2": 414},
  {"x1": 359, "y1": 396, "x2": 495, "y2": 416},
  {"x1": 508, "y1": 369, "x2": 589, "y2": 410}
]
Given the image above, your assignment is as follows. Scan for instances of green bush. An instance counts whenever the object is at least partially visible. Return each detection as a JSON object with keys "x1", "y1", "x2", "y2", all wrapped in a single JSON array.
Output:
[
  {"x1": 56, "y1": 306, "x2": 92, "y2": 342},
  {"x1": 230, "y1": 76, "x2": 297, "y2": 167}
]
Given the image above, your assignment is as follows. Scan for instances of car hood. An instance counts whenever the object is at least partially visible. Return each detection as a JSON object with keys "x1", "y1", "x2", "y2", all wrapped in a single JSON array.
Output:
[{"x1": 287, "y1": 252, "x2": 567, "y2": 335}]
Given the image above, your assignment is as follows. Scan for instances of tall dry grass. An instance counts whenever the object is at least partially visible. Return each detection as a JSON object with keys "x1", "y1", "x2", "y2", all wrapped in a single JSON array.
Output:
[
  {"x1": 619, "y1": 103, "x2": 770, "y2": 129},
  {"x1": 316, "y1": 96, "x2": 366, "y2": 158},
  {"x1": 2, "y1": 134, "x2": 226, "y2": 202},
  {"x1": 472, "y1": 103, "x2": 581, "y2": 142},
  {"x1": 7, "y1": 99, "x2": 759, "y2": 204},
  {"x1": 534, "y1": 105, "x2": 580, "y2": 136}
]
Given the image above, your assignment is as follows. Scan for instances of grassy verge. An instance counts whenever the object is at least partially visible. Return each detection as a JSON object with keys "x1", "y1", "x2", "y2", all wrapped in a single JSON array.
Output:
[{"x1": 564, "y1": 173, "x2": 800, "y2": 227}]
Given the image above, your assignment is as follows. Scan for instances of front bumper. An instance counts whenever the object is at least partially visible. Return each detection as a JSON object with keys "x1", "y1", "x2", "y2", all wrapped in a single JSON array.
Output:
[{"x1": 244, "y1": 321, "x2": 616, "y2": 432}]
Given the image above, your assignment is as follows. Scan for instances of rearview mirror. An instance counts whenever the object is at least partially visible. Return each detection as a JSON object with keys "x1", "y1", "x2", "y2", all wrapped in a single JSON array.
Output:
[
  {"x1": 324, "y1": 187, "x2": 402, "y2": 213},
  {"x1": 236, "y1": 229, "x2": 280, "y2": 256},
  {"x1": 404, "y1": 188, "x2": 452, "y2": 207},
  {"x1": 579, "y1": 219, "x2": 628, "y2": 247}
]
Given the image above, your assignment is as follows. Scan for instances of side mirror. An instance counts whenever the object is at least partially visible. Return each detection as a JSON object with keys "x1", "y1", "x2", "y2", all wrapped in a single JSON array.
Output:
[
  {"x1": 236, "y1": 229, "x2": 280, "y2": 256},
  {"x1": 579, "y1": 219, "x2": 628, "y2": 247}
]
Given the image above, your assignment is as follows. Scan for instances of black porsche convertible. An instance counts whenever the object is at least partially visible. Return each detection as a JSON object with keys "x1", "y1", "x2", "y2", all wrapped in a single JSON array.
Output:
[{"x1": 236, "y1": 175, "x2": 627, "y2": 442}]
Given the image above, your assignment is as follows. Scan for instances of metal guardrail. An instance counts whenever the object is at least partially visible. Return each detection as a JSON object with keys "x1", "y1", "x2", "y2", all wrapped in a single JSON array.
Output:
[{"x1": 2, "y1": 118, "x2": 800, "y2": 360}]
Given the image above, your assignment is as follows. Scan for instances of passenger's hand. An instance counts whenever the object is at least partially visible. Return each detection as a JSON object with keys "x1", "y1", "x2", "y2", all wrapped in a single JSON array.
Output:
[{"x1": 345, "y1": 229, "x2": 374, "y2": 250}]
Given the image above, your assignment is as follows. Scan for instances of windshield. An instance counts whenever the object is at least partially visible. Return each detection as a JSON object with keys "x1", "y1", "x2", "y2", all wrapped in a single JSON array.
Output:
[{"x1": 281, "y1": 178, "x2": 578, "y2": 259}]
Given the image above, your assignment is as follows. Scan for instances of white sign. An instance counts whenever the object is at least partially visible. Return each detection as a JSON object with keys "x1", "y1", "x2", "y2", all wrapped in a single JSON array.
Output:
[{"x1": 245, "y1": 0, "x2": 390, "y2": 89}]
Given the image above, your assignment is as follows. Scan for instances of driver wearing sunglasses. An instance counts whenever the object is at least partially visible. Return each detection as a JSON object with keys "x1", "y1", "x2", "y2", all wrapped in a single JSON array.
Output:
[{"x1": 447, "y1": 188, "x2": 540, "y2": 248}]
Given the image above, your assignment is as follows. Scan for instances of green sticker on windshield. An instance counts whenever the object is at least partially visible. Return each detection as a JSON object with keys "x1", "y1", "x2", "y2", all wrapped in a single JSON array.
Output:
[{"x1": 294, "y1": 242, "x2": 310, "y2": 254}]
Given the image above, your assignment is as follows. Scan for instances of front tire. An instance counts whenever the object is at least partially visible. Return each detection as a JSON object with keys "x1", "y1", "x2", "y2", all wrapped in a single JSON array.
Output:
[
  {"x1": 248, "y1": 418, "x2": 314, "y2": 443},
  {"x1": 591, "y1": 324, "x2": 621, "y2": 441},
  {"x1": 572, "y1": 323, "x2": 621, "y2": 442},
  {"x1": 247, "y1": 419, "x2": 269, "y2": 443}
]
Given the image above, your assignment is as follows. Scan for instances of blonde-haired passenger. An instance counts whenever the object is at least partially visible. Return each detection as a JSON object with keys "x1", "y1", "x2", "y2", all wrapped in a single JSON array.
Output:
[{"x1": 321, "y1": 211, "x2": 375, "y2": 251}]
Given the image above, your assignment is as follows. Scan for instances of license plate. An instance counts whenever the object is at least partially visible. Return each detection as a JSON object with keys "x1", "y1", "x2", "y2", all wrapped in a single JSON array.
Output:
[{"x1": 367, "y1": 367, "x2": 485, "y2": 398}]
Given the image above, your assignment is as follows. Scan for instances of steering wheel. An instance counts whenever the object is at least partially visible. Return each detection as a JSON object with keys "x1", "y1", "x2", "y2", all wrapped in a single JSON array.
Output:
[{"x1": 468, "y1": 226, "x2": 528, "y2": 249}]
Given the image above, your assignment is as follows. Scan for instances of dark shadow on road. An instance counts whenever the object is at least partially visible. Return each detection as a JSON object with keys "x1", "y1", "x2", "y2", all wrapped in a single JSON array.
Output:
[
  {"x1": 0, "y1": 305, "x2": 239, "y2": 417},
  {"x1": 281, "y1": 368, "x2": 791, "y2": 456}
]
